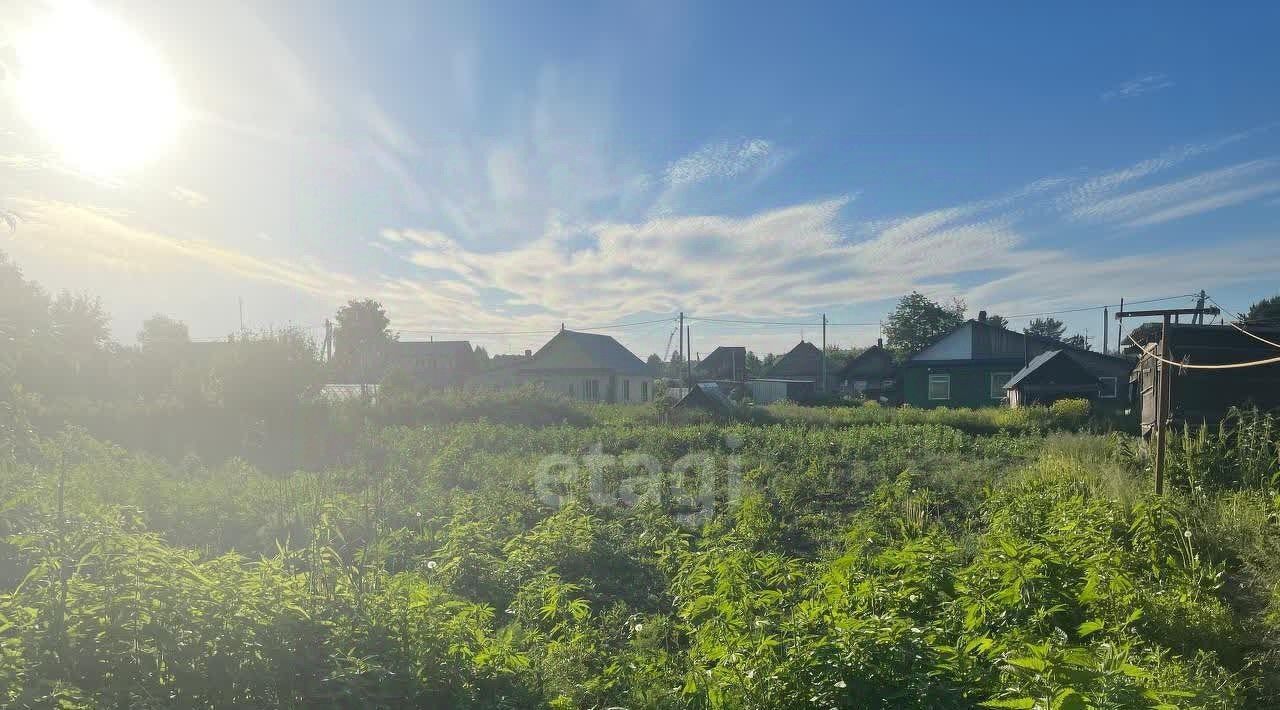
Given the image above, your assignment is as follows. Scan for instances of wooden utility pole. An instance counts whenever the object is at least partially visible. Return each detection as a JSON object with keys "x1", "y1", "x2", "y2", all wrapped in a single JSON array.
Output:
[
  {"x1": 1115, "y1": 305, "x2": 1218, "y2": 495},
  {"x1": 820, "y1": 313, "x2": 827, "y2": 393},
  {"x1": 678, "y1": 312, "x2": 684, "y2": 379},
  {"x1": 1116, "y1": 298, "x2": 1124, "y2": 355},
  {"x1": 1102, "y1": 308, "x2": 1109, "y2": 354},
  {"x1": 1152, "y1": 315, "x2": 1170, "y2": 495},
  {"x1": 686, "y1": 326, "x2": 692, "y2": 384}
]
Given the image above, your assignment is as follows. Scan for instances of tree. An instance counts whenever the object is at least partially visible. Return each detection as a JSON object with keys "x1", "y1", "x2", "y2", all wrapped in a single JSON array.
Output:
[
  {"x1": 883, "y1": 292, "x2": 966, "y2": 362},
  {"x1": 212, "y1": 328, "x2": 321, "y2": 416},
  {"x1": 332, "y1": 299, "x2": 393, "y2": 377},
  {"x1": 136, "y1": 315, "x2": 192, "y2": 398},
  {"x1": 985, "y1": 314, "x2": 1009, "y2": 330},
  {"x1": 1024, "y1": 317, "x2": 1066, "y2": 341},
  {"x1": 745, "y1": 351, "x2": 763, "y2": 377},
  {"x1": 138, "y1": 314, "x2": 190, "y2": 355},
  {"x1": 646, "y1": 353, "x2": 663, "y2": 376},
  {"x1": 1245, "y1": 294, "x2": 1280, "y2": 324},
  {"x1": 1061, "y1": 333, "x2": 1091, "y2": 350}
]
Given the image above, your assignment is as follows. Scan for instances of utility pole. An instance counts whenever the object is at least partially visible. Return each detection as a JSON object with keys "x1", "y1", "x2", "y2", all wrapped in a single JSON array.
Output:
[
  {"x1": 686, "y1": 325, "x2": 692, "y2": 384},
  {"x1": 820, "y1": 313, "x2": 827, "y2": 393},
  {"x1": 1194, "y1": 290, "x2": 1207, "y2": 325},
  {"x1": 238, "y1": 297, "x2": 245, "y2": 333},
  {"x1": 1102, "y1": 308, "x2": 1108, "y2": 354},
  {"x1": 1153, "y1": 315, "x2": 1170, "y2": 495},
  {"x1": 678, "y1": 312, "x2": 684, "y2": 380},
  {"x1": 1116, "y1": 298, "x2": 1124, "y2": 354},
  {"x1": 1115, "y1": 304, "x2": 1219, "y2": 495}
]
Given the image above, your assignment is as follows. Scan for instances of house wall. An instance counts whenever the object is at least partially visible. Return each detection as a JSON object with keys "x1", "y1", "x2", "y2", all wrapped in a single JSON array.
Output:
[
  {"x1": 903, "y1": 361, "x2": 1020, "y2": 408},
  {"x1": 470, "y1": 369, "x2": 653, "y2": 403}
]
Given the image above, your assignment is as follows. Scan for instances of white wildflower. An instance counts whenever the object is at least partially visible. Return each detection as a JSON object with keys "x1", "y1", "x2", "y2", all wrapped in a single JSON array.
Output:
[
  {"x1": 1183, "y1": 529, "x2": 1192, "y2": 539},
  {"x1": 835, "y1": 680, "x2": 847, "y2": 689},
  {"x1": 426, "y1": 560, "x2": 438, "y2": 570},
  {"x1": 634, "y1": 623, "x2": 643, "y2": 633}
]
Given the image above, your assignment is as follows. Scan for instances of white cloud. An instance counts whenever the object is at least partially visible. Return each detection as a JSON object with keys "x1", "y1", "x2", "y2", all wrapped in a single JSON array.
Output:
[
  {"x1": 664, "y1": 138, "x2": 775, "y2": 186},
  {"x1": 1069, "y1": 159, "x2": 1280, "y2": 226},
  {"x1": 1102, "y1": 73, "x2": 1174, "y2": 101},
  {"x1": 170, "y1": 185, "x2": 209, "y2": 208}
]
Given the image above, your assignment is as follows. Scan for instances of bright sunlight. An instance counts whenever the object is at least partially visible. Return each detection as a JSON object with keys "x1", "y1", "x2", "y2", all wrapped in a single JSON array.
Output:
[{"x1": 15, "y1": 2, "x2": 179, "y2": 176}]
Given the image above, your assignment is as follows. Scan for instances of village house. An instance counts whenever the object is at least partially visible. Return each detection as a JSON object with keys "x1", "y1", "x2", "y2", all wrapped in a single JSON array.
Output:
[
  {"x1": 901, "y1": 314, "x2": 1132, "y2": 409},
  {"x1": 467, "y1": 329, "x2": 654, "y2": 403},
  {"x1": 694, "y1": 346, "x2": 747, "y2": 382},
  {"x1": 748, "y1": 340, "x2": 839, "y2": 402},
  {"x1": 838, "y1": 338, "x2": 898, "y2": 404}
]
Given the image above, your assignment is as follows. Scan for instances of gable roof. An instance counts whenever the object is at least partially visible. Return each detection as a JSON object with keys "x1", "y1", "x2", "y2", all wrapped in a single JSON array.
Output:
[
  {"x1": 909, "y1": 319, "x2": 1132, "y2": 376},
  {"x1": 673, "y1": 382, "x2": 734, "y2": 415},
  {"x1": 840, "y1": 343, "x2": 895, "y2": 378},
  {"x1": 695, "y1": 346, "x2": 747, "y2": 379},
  {"x1": 1004, "y1": 349, "x2": 1098, "y2": 390},
  {"x1": 388, "y1": 340, "x2": 473, "y2": 359},
  {"x1": 766, "y1": 340, "x2": 830, "y2": 379},
  {"x1": 526, "y1": 329, "x2": 651, "y2": 376}
]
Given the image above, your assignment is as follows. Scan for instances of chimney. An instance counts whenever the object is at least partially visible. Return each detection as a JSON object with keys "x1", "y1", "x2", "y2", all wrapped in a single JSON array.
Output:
[
  {"x1": 877, "y1": 337, "x2": 883, "y2": 348},
  {"x1": 978, "y1": 310, "x2": 987, "y2": 323},
  {"x1": 524, "y1": 349, "x2": 532, "y2": 357},
  {"x1": 560, "y1": 323, "x2": 565, "y2": 332}
]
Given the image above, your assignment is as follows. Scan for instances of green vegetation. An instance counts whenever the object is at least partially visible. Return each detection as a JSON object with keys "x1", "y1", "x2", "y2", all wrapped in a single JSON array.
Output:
[{"x1": 3, "y1": 389, "x2": 1280, "y2": 709}]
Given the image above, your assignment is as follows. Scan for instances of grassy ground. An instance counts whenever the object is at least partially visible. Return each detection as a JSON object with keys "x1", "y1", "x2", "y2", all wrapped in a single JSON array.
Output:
[{"x1": 1, "y1": 400, "x2": 1277, "y2": 708}]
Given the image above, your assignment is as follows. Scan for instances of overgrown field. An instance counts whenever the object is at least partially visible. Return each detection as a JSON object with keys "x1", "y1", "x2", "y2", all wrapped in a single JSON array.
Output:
[{"x1": 2, "y1": 400, "x2": 1280, "y2": 708}]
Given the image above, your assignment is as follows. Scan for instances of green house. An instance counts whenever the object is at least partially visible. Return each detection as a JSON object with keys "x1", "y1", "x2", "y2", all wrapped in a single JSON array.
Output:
[{"x1": 901, "y1": 317, "x2": 1133, "y2": 409}]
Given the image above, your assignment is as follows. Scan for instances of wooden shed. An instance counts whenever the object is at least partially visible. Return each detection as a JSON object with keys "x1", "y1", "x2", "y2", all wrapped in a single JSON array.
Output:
[{"x1": 1131, "y1": 323, "x2": 1280, "y2": 433}]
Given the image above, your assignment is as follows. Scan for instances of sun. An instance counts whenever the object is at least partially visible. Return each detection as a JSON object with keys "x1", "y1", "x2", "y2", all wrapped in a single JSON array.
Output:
[{"x1": 15, "y1": 2, "x2": 180, "y2": 176}]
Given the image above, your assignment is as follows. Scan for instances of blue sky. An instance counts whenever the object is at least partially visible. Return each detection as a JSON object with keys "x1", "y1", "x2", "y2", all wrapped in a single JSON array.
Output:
[{"x1": 2, "y1": 0, "x2": 1279, "y2": 357}]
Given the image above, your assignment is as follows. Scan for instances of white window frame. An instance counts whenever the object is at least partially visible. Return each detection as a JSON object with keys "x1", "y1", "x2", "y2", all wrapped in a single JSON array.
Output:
[
  {"x1": 989, "y1": 372, "x2": 1013, "y2": 399},
  {"x1": 928, "y1": 373, "x2": 951, "y2": 401},
  {"x1": 1098, "y1": 376, "x2": 1117, "y2": 399},
  {"x1": 641, "y1": 381, "x2": 649, "y2": 401},
  {"x1": 852, "y1": 379, "x2": 868, "y2": 393}
]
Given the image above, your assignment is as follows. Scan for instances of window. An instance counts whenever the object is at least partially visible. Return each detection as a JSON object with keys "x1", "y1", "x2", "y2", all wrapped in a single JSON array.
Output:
[
  {"x1": 1099, "y1": 376, "x2": 1117, "y2": 398},
  {"x1": 641, "y1": 381, "x2": 649, "y2": 401},
  {"x1": 882, "y1": 378, "x2": 896, "y2": 390},
  {"x1": 928, "y1": 373, "x2": 951, "y2": 400},
  {"x1": 581, "y1": 378, "x2": 600, "y2": 401},
  {"x1": 623, "y1": 379, "x2": 631, "y2": 401},
  {"x1": 852, "y1": 379, "x2": 867, "y2": 393},
  {"x1": 990, "y1": 372, "x2": 1013, "y2": 399}
]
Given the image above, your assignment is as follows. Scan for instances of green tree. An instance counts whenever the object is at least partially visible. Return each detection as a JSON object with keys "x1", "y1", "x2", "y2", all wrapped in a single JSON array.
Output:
[
  {"x1": 1061, "y1": 333, "x2": 1091, "y2": 350},
  {"x1": 138, "y1": 314, "x2": 190, "y2": 355},
  {"x1": 211, "y1": 328, "x2": 322, "y2": 416},
  {"x1": 985, "y1": 314, "x2": 1009, "y2": 330},
  {"x1": 1024, "y1": 317, "x2": 1066, "y2": 341},
  {"x1": 136, "y1": 315, "x2": 192, "y2": 398},
  {"x1": 333, "y1": 299, "x2": 394, "y2": 379},
  {"x1": 883, "y1": 292, "x2": 965, "y2": 362},
  {"x1": 1245, "y1": 294, "x2": 1280, "y2": 323},
  {"x1": 646, "y1": 353, "x2": 663, "y2": 376}
]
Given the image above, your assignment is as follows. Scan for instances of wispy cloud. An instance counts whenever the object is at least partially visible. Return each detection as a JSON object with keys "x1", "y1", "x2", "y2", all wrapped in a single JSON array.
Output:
[
  {"x1": 664, "y1": 138, "x2": 776, "y2": 186},
  {"x1": 169, "y1": 186, "x2": 209, "y2": 208},
  {"x1": 1102, "y1": 73, "x2": 1174, "y2": 101},
  {"x1": 1069, "y1": 159, "x2": 1280, "y2": 227}
]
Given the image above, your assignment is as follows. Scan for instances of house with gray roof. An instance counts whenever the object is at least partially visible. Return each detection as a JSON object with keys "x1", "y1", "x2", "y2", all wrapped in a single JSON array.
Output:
[{"x1": 467, "y1": 329, "x2": 654, "y2": 403}]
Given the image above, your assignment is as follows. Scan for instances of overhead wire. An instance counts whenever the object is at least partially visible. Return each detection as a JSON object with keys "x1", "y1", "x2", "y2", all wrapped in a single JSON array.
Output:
[{"x1": 1127, "y1": 333, "x2": 1280, "y2": 370}]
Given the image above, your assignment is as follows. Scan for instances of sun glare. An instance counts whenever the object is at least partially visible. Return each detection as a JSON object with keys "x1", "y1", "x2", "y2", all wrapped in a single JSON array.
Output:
[{"x1": 15, "y1": 2, "x2": 180, "y2": 176}]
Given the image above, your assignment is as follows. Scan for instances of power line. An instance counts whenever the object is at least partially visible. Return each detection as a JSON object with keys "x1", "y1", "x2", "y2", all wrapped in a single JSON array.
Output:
[
  {"x1": 394, "y1": 316, "x2": 676, "y2": 337},
  {"x1": 1004, "y1": 293, "x2": 1197, "y2": 320}
]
